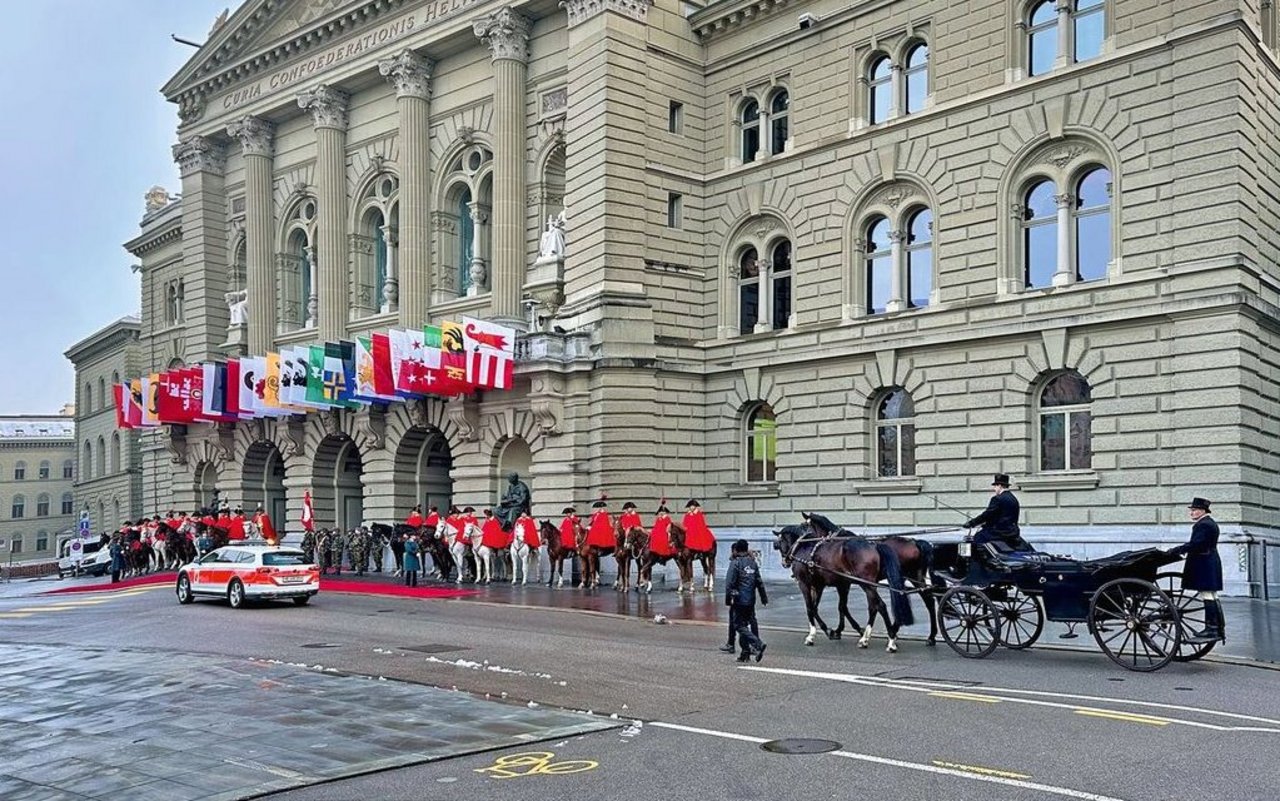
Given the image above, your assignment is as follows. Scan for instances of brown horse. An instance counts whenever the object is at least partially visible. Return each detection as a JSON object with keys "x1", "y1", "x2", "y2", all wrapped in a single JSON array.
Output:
[
  {"x1": 612, "y1": 522, "x2": 644, "y2": 593},
  {"x1": 667, "y1": 521, "x2": 718, "y2": 593},
  {"x1": 635, "y1": 526, "x2": 680, "y2": 594},
  {"x1": 578, "y1": 525, "x2": 614, "y2": 590},
  {"x1": 773, "y1": 518, "x2": 912, "y2": 652},
  {"x1": 539, "y1": 519, "x2": 582, "y2": 588},
  {"x1": 157, "y1": 520, "x2": 196, "y2": 568},
  {"x1": 803, "y1": 512, "x2": 938, "y2": 647}
]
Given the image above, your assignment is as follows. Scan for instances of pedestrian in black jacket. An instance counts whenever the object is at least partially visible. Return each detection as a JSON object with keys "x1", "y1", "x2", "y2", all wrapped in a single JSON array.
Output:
[
  {"x1": 1170, "y1": 497, "x2": 1225, "y2": 644},
  {"x1": 724, "y1": 540, "x2": 768, "y2": 662}
]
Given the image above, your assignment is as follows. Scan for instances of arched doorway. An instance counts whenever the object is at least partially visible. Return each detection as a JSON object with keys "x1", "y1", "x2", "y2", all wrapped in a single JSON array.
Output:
[
  {"x1": 494, "y1": 436, "x2": 533, "y2": 507},
  {"x1": 314, "y1": 435, "x2": 364, "y2": 530},
  {"x1": 241, "y1": 441, "x2": 287, "y2": 525},
  {"x1": 394, "y1": 426, "x2": 453, "y2": 516},
  {"x1": 194, "y1": 461, "x2": 218, "y2": 511}
]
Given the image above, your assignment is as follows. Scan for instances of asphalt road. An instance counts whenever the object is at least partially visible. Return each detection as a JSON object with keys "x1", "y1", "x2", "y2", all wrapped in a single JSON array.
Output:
[{"x1": 3, "y1": 580, "x2": 1279, "y2": 801}]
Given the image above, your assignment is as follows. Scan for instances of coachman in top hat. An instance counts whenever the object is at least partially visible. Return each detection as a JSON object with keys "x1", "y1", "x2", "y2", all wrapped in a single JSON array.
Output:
[{"x1": 965, "y1": 474, "x2": 1031, "y2": 552}]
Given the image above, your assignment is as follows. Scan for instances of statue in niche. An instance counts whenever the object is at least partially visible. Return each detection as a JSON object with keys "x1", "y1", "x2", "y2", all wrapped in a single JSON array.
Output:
[
  {"x1": 225, "y1": 289, "x2": 248, "y2": 326},
  {"x1": 537, "y1": 210, "x2": 567, "y2": 260}
]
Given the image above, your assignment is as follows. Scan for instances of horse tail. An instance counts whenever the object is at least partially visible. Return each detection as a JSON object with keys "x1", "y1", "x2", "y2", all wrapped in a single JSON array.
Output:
[
  {"x1": 877, "y1": 542, "x2": 914, "y2": 627},
  {"x1": 916, "y1": 538, "x2": 934, "y2": 583}
]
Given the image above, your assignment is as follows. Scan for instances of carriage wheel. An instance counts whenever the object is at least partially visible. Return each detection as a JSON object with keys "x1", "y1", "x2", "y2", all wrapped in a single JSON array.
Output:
[
  {"x1": 1155, "y1": 572, "x2": 1217, "y2": 662},
  {"x1": 1090, "y1": 579, "x2": 1180, "y2": 672},
  {"x1": 939, "y1": 587, "x2": 1002, "y2": 659},
  {"x1": 995, "y1": 588, "x2": 1045, "y2": 650}
]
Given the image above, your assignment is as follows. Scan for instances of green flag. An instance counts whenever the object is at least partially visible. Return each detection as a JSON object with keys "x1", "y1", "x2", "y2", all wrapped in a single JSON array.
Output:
[{"x1": 306, "y1": 345, "x2": 329, "y2": 406}]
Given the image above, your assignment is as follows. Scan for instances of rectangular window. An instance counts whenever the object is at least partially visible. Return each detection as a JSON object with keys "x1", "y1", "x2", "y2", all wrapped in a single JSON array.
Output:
[
  {"x1": 36, "y1": 534, "x2": 48, "y2": 552},
  {"x1": 61, "y1": 498, "x2": 74, "y2": 515},
  {"x1": 37, "y1": 501, "x2": 49, "y2": 517},
  {"x1": 11, "y1": 501, "x2": 24, "y2": 519},
  {"x1": 10, "y1": 537, "x2": 21, "y2": 554},
  {"x1": 666, "y1": 193, "x2": 683, "y2": 229},
  {"x1": 63, "y1": 464, "x2": 73, "y2": 479},
  {"x1": 668, "y1": 101, "x2": 684, "y2": 134},
  {"x1": 38, "y1": 466, "x2": 49, "y2": 480},
  {"x1": 13, "y1": 466, "x2": 24, "y2": 480}
]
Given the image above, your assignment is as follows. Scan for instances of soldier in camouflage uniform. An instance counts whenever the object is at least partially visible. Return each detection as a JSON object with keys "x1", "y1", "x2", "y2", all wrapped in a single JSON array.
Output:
[
  {"x1": 348, "y1": 528, "x2": 368, "y2": 576},
  {"x1": 328, "y1": 528, "x2": 345, "y2": 575},
  {"x1": 300, "y1": 528, "x2": 316, "y2": 565},
  {"x1": 315, "y1": 529, "x2": 332, "y2": 575},
  {"x1": 369, "y1": 526, "x2": 386, "y2": 573}
]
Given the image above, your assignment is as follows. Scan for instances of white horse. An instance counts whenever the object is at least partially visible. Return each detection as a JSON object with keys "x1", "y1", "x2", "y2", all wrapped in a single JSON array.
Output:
[
  {"x1": 439, "y1": 518, "x2": 470, "y2": 584},
  {"x1": 471, "y1": 521, "x2": 495, "y2": 584},
  {"x1": 510, "y1": 525, "x2": 540, "y2": 585},
  {"x1": 151, "y1": 535, "x2": 167, "y2": 571}
]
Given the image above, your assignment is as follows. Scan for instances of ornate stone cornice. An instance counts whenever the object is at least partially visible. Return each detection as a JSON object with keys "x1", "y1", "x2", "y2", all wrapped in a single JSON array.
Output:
[
  {"x1": 563, "y1": 0, "x2": 654, "y2": 28},
  {"x1": 172, "y1": 136, "x2": 226, "y2": 177},
  {"x1": 688, "y1": 0, "x2": 793, "y2": 40},
  {"x1": 473, "y1": 8, "x2": 532, "y2": 64},
  {"x1": 297, "y1": 84, "x2": 350, "y2": 130},
  {"x1": 226, "y1": 115, "x2": 276, "y2": 157},
  {"x1": 378, "y1": 49, "x2": 435, "y2": 100}
]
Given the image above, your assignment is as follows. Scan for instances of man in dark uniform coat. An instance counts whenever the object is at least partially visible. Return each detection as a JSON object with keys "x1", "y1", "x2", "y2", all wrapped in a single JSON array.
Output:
[
  {"x1": 1170, "y1": 497, "x2": 1224, "y2": 644},
  {"x1": 724, "y1": 539, "x2": 768, "y2": 662},
  {"x1": 965, "y1": 474, "x2": 1031, "y2": 551}
]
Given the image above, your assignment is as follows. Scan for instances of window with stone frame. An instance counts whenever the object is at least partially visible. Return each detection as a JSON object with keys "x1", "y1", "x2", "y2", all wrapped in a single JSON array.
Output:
[
  {"x1": 1003, "y1": 141, "x2": 1116, "y2": 294},
  {"x1": 743, "y1": 403, "x2": 778, "y2": 484},
  {"x1": 1038, "y1": 371, "x2": 1092, "y2": 471},
  {"x1": 1019, "y1": 0, "x2": 1108, "y2": 78},
  {"x1": 230, "y1": 238, "x2": 247, "y2": 292},
  {"x1": 164, "y1": 278, "x2": 184, "y2": 325},
  {"x1": 36, "y1": 531, "x2": 48, "y2": 552},
  {"x1": 84, "y1": 382, "x2": 92, "y2": 414},
  {"x1": 853, "y1": 184, "x2": 937, "y2": 316},
  {"x1": 12, "y1": 494, "x2": 25, "y2": 519},
  {"x1": 111, "y1": 432, "x2": 122, "y2": 474},
  {"x1": 63, "y1": 460, "x2": 73, "y2": 480},
  {"x1": 740, "y1": 98, "x2": 761, "y2": 163},
  {"x1": 36, "y1": 493, "x2": 49, "y2": 517},
  {"x1": 83, "y1": 442, "x2": 91, "y2": 480},
  {"x1": 731, "y1": 226, "x2": 795, "y2": 336},
  {"x1": 436, "y1": 145, "x2": 493, "y2": 301},
  {"x1": 13, "y1": 461, "x2": 25, "y2": 481},
  {"x1": 867, "y1": 54, "x2": 893, "y2": 124},
  {"x1": 96, "y1": 436, "x2": 106, "y2": 478},
  {"x1": 10, "y1": 535, "x2": 21, "y2": 554},
  {"x1": 61, "y1": 492, "x2": 74, "y2": 515},
  {"x1": 768, "y1": 88, "x2": 790, "y2": 155},
  {"x1": 98, "y1": 378, "x2": 106, "y2": 411},
  {"x1": 902, "y1": 42, "x2": 930, "y2": 114},
  {"x1": 38, "y1": 460, "x2": 50, "y2": 480},
  {"x1": 875, "y1": 388, "x2": 917, "y2": 478},
  {"x1": 278, "y1": 198, "x2": 318, "y2": 332},
  {"x1": 352, "y1": 173, "x2": 399, "y2": 318},
  {"x1": 1264, "y1": 1, "x2": 1278, "y2": 50}
]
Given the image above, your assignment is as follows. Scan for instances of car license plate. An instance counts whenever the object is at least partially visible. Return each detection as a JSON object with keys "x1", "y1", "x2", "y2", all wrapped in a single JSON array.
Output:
[{"x1": 279, "y1": 576, "x2": 306, "y2": 584}]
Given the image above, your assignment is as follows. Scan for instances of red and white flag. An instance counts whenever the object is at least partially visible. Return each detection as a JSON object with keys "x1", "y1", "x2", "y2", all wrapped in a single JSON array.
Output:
[
  {"x1": 301, "y1": 490, "x2": 314, "y2": 532},
  {"x1": 461, "y1": 316, "x2": 516, "y2": 390}
]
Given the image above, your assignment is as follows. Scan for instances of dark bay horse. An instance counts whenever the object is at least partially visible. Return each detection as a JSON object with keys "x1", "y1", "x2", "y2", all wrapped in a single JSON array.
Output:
[
  {"x1": 612, "y1": 522, "x2": 645, "y2": 593},
  {"x1": 635, "y1": 527, "x2": 680, "y2": 594},
  {"x1": 540, "y1": 519, "x2": 581, "y2": 588},
  {"x1": 667, "y1": 521, "x2": 717, "y2": 593},
  {"x1": 803, "y1": 512, "x2": 938, "y2": 646},
  {"x1": 157, "y1": 521, "x2": 196, "y2": 568},
  {"x1": 773, "y1": 519, "x2": 913, "y2": 652}
]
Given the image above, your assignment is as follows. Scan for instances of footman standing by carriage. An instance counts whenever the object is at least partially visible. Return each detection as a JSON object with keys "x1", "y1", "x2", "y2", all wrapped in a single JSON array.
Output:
[
  {"x1": 964, "y1": 474, "x2": 1030, "y2": 553},
  {"x1": 725, "y1": 539, "x2": 768, "y2": 662},
  {"x1": 1171, "y1": 497, "x2": 1225, "y2": 644}
]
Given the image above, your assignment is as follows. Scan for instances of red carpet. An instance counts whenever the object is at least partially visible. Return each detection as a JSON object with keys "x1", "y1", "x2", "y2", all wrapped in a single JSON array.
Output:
[
  {"x1": 320, "y1": 578, "x2": 477, "y2": 599},
  {"x1": 44, "y1": 574, "x2": 173, "y2": 594}
]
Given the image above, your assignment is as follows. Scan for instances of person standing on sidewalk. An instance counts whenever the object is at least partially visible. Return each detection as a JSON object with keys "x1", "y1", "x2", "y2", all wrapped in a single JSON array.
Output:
[
  {"x1": 108, "y1": 536, "x2": 126, "y2": 583},
  {"x1": 1170, "y1": 497, "x2": 1225, "y2": 644},
  {"x1": 724, "y1": 539, "x2": 768, "y2": 662},
  {"x1": 403, "y1": 534, "x2": 421, "y2": 588}
]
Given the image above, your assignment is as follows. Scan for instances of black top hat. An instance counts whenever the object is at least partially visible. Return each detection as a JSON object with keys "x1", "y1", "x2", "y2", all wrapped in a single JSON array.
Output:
[
  {"x1": 656, "y1": 505, "x2": 670, "y2": 514},
  {"x1": 622, "y1": 502, "x2": 637, "y2": 510},
  {"x1": 992, "y1": 474, "x2": 1011, "y2": 487},
  {"x1": 429, "y1": 505, "x2": 439, "y2": 512},
  {"x1": 685, "y1": 499, "x2": 701, "y2": 509},
  {"x1": 562, "y1": 506, "x2": 576, "y2": 515},
  {"x1": 463, "y1": 506, "x2": 476, "y2": 514},
  {"x1": 1188, "y1": 497, "x2": 1212, "y2": 512},
  {"x1": 448, "y1": 505, "x2": 461, "y2": 515}
]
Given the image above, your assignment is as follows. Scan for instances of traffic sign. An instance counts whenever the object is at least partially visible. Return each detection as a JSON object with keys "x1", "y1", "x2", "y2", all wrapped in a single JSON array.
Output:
[{"x1": 79, "y1": 510, "x2": 91, "y2": 534}]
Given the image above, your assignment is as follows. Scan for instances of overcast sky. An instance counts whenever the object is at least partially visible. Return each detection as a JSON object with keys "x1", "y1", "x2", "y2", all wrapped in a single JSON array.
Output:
[{"x1": 0, "y1": 0, "x2": 228, "y2": 414}]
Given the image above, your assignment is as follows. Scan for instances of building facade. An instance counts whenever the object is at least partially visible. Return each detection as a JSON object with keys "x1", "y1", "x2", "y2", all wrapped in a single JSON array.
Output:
[
  {"x1": 65, "y1": 317, "x2": 144, "y2": 533},
  {"x1": 0, "y1": 416, "x2": 77, "y2": 563},
  {"x1": 122, "y1": 0, "x2": 1279, "y2": 590}
]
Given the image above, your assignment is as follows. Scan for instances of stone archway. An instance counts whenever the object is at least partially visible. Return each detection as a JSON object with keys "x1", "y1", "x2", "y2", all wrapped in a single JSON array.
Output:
[
  {"x1": 194, "y1": 461, "x2": 218, "y2": 511},
  {"x1": 393, "y1": 426, "x2": 453, "y2": 517},
  {"x1": 241, "y1": 441, "x2": 287, "y2": 525},
  {"x1": 313, "y1": 435, "x2": 364, "y2": 530},
  {"x1": 494, "y1": 436, "x2": 533, "y2": 508}
]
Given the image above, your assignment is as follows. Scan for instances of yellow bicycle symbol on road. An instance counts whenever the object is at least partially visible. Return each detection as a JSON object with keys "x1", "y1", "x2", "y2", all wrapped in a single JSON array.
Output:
[{"x1": 474, "y1": 751, "x2": 599, "y2": 779}]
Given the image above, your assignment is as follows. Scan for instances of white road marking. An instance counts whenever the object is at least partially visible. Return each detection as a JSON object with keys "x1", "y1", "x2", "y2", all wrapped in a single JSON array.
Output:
[
  {"x1": 650, "y1": 721, "x2": 1129, "y2": 801},
  {"x1": 740, "y1": 666, "x2": 1280, "y2": 734}
]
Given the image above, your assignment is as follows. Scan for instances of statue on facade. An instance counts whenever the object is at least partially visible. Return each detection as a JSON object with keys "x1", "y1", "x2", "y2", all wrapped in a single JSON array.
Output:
[
  {"x1": 537, "y1": 210, "x2": 567, "y2": 260},
  {"x1": 145, "y1": 185, "x2": 172, "y2": 213},
  {"x1": 495, "y1": 471, "x2": 532, "y2": 531},
  {"x1": 225, "y1": 289, "x2": 248, "y2": 326}
]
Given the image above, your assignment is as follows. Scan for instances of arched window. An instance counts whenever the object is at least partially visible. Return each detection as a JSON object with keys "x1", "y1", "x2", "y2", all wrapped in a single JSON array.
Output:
[
  {"x1": 84, "y1": 382, "x2": 93, "y2": 413},
  {"x1": 11, "y1": 494, "x2": 25, "y2": 519},
  {"x1": 1038, "y1": 372, "x2": 1092, "y2": 471},
  {"x1": 36, "y1": 493, "x2": 50, "y2": 517},
  {"x1": 737, "y1": 246, "x2": 761, "y2": 335},
  {"x1": 1073, "y1": 167, "x2": 1110, "y2": 282},
  {"x1": 440, "y1": 145, "x2": 493, "y2": 299},
  {"x1": 740, "y1": 99, "x2": 761, "y2": 163},
  {"x1": 110, "y1": 432, "x2": 122, "y2": 474},
  {"x1": 36, "y1": 531, "x2": 48, "y2": 552},
  {"x1": 770, "y1": 239, "x2": 793, "y2": 330},
  {"x1": 38, "y1": 460, "x2": 50, "y2": 480},
  {"x1": 61, "y1": 492, "x2": 74, "y2": 515},
  {"x1": 1072, "y1": 0, "x2": 1105, "y2": 62},
  {"x1": 865, "y1": 216, "x2": 893, "y2": 314},
  {"x1": 165, "y1": 279, "x2": 185, "y2": 325},
  {"x1": 13, "y1": 461, "x2": 25, "y2": 481},
  {"x1": 279, "y1": 198, "x2": 317, "y2": 332},
  {"x1": 63, "y1": 459, "x2": 74, "y2": 480},
  {"x1": 876, "y1": 389, "x2": 917, "y2": 478},
  {"x1": 95, "y1": 436, "x2": 106, "y2": 478},
  {"x1": 354, "y1": 173, "x2": 398, "y2": 317},
  {"x1": 903, "y1": 43, "x2": 929, "y2": 114},
  {"x1": 1027, "y1": 1, "x2": 1058, "y2": 76},
  {"x1": 97, "y1": 378, "x2": 106, "y2": 410},
  {"x1": 905, "y1": 207, "x2": 933, "y2": 308},
  {"x1": 83, "y1": 442, "x2": 92, "y2": 480},
  {"x1": 10, "y1": 535, "x2": 21, "y2": 554},
  {"x1": 457, "y1": 186, "x2": 474, "y2": 293},
  {"x1": 1022, "y1": 180, "x2": 1058, "y2": 288},
  {"x1": 744, "y1": 403, "x2": 777, "y2": 484},
  {"x1": 868, "y1": 55, "x2": 892, "y2": 124},
  {"x1": 768, "y1": 89, "x2": 789, "y2": 155}
]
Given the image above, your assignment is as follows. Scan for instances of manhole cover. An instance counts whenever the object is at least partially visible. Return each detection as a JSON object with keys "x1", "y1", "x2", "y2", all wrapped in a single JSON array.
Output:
[
  {"x1": 401, "y1": 644, "x2": 469, "y2": 654},
  {"x1": 299, "y1": 642, "x2": 343, "y2": 649},
  {"x1": 760, "y1": 739, "x2": 841, "y2": 755}
]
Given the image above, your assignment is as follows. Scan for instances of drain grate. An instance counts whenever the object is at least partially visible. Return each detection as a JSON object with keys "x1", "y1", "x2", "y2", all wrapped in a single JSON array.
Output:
[
  {"x1": 299, "y1": 642, "x2": 343, "y2": 649},
  {"x1": 400, "y1": 644, "x2": 469, "y2": 655},
  {"x1": 760, "y1": 738, "x2": 841, "y2": 755}
]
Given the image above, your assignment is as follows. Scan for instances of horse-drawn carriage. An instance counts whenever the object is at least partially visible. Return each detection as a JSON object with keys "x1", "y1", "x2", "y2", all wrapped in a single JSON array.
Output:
[{"x1": 931, "y1": 538, "x2": 1217, "y2": 672}]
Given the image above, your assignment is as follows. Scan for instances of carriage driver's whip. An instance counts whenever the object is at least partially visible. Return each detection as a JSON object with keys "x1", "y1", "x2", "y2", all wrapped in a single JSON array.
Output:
[{"x1": 926, "y1": 494, "x2": 972, "y2": 526}]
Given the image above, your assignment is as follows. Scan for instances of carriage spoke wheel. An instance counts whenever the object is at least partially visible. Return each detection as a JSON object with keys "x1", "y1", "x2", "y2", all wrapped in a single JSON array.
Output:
[
  {"x1": 939, "y1": 587, "x2": 1001, "y2": 659},
  {"x1": 1090, "y1": 579, "x2": 1180, "y2": 672},
  {"x1": 1155, "y1": 572, "x2": 1217, "y2": 662},
  {"x1": 995, "y1": 588, "x2": 1045, "y2": 650}
]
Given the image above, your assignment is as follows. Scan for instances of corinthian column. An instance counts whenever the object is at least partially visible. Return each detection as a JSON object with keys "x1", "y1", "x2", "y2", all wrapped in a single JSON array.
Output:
[
  {"x1": 225, "y1": 117, "x2": 276, "y2": 354},
  {"x1": 474, "y1": 8, "x2": 531, "y2": 325},
  {"x1": 297, "y1": 85, "x2": 350, "y2": 340},
  {"x1": 378, "y1": 50, "x2": 434, "y2": 328}
]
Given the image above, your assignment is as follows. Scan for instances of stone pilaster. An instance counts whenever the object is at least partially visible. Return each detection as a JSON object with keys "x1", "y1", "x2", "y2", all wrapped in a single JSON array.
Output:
[
  {"x1": 473, "y1": 9, "x2": 531, "y2": 325},
  {"x1": 226, "y1": 117, "x2": 276, "y2": 354},
  {"x1": 298, "y1": 85, "x2": 350, "y2": 340},
  {"x1": 172, "y1": 135, "x2": 229, "y2": 361},
  {"x1": 379, "y1": 50, "x2": 434, "y2": 328}
]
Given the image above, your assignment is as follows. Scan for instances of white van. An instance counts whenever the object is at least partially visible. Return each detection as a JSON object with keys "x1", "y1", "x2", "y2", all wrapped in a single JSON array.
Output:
[{"x1": 57, "y1": 539, "x2": 112, "y2": 578}]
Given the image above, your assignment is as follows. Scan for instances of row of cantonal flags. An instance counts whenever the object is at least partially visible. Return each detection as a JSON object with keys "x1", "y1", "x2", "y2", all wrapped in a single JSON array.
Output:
[{"x1": 113, "y1": 317, "x2": 516, "y2": 429}]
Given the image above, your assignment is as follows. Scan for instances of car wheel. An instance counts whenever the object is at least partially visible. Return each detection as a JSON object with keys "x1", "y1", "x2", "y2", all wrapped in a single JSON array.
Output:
[
  {"x1": 176, "y1": 574, "x2": 194, "y2": 604},
  {"x1": 228, "y1": 579, "x2": 246, "y2": 609},
  {"x1": 292, "y1": 595, "x2": 311, "y2": 606}
]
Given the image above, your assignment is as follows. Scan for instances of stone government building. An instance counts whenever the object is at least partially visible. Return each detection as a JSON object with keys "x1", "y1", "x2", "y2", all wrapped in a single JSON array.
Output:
[{"x1": 105, "y1": 0, "x2": 1279, "y2": 591}]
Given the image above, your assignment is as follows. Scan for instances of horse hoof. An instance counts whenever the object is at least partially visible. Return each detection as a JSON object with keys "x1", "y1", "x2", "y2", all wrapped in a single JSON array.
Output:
[
  {"x1": 804, "y1": 638, "x2": 815, "y2": 647},
  {"x1": 827, "y1": 631, "x2": 840, "y2": 640},
  {"x1": 858, "y1": 641, "x2": 869, "y2": 649},
  {"x1": 926, "y1": 638, "x2": 937, "y2": 647},
  {"x1": 886, "y1": 643, "x2": 898, "y2": 653}
]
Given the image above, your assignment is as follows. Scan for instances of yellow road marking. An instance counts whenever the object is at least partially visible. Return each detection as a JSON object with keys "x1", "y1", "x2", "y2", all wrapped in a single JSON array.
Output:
[
  {"x1": 1074, "y1": 709, "x2": 1170, "y2": 727},
  {"x1": 932, "y1": 760, "x2": 1031, "y2": 780},
  {"x1": 14, "y1": 599, "x2": 114, "y2": 609},
  {"x1": 929, "y1": 691, "x2": 1002, "y2": 704},
  {"x1": 13, "y1": 606, "x2": 83, "y2": 613},
  {"x1": 474, "y1": 752, "x2": 599, "y2": 779}
]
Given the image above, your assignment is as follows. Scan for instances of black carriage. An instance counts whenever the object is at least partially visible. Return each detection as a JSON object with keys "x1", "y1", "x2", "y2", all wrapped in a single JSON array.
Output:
[{"x1": 931, "y1": 540, "x2": 1215, "y2": 672}]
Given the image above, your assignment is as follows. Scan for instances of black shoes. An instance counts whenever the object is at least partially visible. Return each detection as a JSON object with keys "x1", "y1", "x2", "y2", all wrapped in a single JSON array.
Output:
[
  {"x1": 736, "y1": 653, "x2": 751, "y2": 662},
  {"x1": 719, "y1": 644, "x2": 735, "y2": 653},
  {"x1": 754, "y1": 644, "x2": 767, "y2": 662}
]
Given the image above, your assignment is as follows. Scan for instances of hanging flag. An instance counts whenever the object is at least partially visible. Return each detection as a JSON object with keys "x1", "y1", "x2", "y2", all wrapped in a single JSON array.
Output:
[
  {"x1": 370, "y1": 331, "x2": 397, "y2": 398},
  {"x1": 200, "y1": 363, "x2": 234, "y2": 423},
  {"x1": 113, "y1": 384, "x2": 133, "y2": 429},
  {"x1": 289, "y1": 346, "x2": 322, "y2": 410},
  {"x1": 225, "y1": 359, "x2": 244, "y2": 419},
  {"x1": 179, "y1": 366, "x2": 206, "y2": 422},
  {"x1": 355, "y1": 336, "x2": 396, "y2": 402},
  {"x1": 301, "y1": 490, "x2": 315, "y2": 533},
  {"x1": 462, "y1": 316, "x2": 516, "y2": 390},
  {"x1": 140, "y1": 374, "x2": 161, "y2": 427},
  {"x1": 333, "y1": 341, "x2": 364, "y2": 407},
  {"x1": 306, "y1": 345, "x2": 335, "y2": 407},
  {"x1": 439, "y1": 320, "x2": 471, "y2": 393},
  {"x1": 239, "y1": 358, "x2": 261, "y2": 419},
  {"x1": 392, "y1": 328, "x2": 425, "y2": 394}
]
